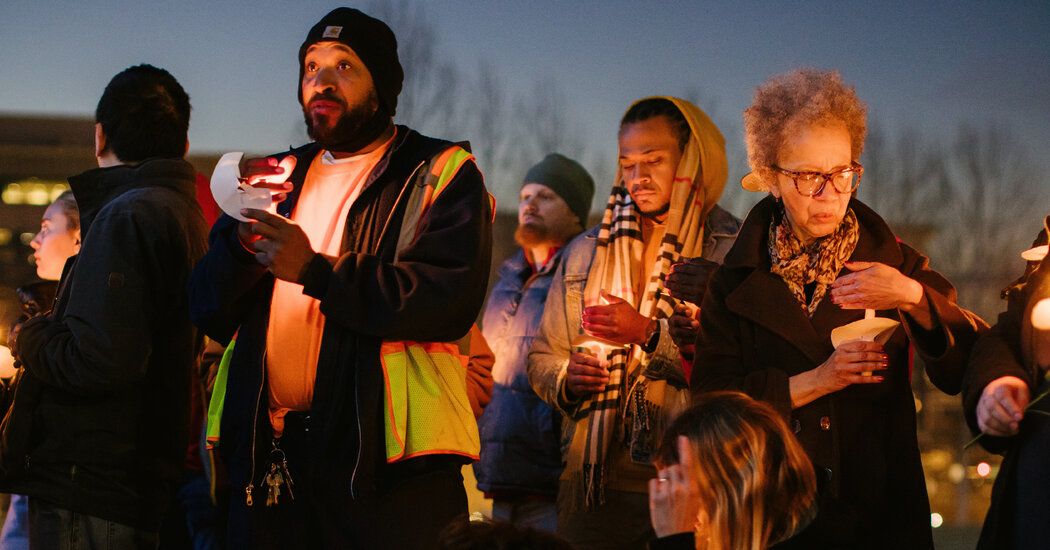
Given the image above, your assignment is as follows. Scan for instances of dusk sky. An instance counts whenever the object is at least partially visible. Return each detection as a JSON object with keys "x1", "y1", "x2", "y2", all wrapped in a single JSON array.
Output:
[{"x1": 2, "y1": 1, "x2": 1048, "y2": 208}]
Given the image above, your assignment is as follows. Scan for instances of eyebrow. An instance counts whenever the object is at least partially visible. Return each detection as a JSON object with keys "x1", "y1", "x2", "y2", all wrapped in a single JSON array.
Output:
[
  {"x1": 618, "y1": 149, "x2": 661, "y2": 160},
  {"x1": 306, "y1": 43, "x2": 355, "y2": 56},
  {"x1": 783, "y1": 163, "x2": 853, "y2": 173}
]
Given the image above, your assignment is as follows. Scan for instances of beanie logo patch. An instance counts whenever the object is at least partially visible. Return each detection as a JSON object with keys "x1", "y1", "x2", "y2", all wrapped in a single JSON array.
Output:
[{"x1": 322, "y1": 26, "x2": 343, "y2": 39}]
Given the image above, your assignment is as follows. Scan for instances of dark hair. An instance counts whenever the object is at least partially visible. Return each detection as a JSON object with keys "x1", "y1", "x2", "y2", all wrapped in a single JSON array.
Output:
[
  {"x1": 620, "y1": 98, "x2": 690, "y2": 151},
  {"x1": 438, "y1": 518, "x2": 574, "y2": 550},
  {"x1": 95, "y1": 64, "x2": 191, "y2": 162},
  {"x1": 52, "y1": 190, "x2": 79, "y2": 232}
]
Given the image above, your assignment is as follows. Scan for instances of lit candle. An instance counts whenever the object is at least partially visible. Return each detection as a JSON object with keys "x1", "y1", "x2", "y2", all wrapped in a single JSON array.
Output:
[
  {"x1": 0, "y1": 345, "x2": 16, "y2": 379},
  {"x1": 572, "y1": 337, "x2": 613, "y2": 363},
  {"x1": 1031, "y1": 298, "x2": 1050, "y2": 331},
  {"x1": 830, "y1": 310, "x2": 901, "y2": 376}
]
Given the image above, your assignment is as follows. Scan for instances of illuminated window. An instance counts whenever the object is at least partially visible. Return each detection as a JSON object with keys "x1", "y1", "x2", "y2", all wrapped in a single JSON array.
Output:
[
  {"x1": 2, "y1": 184, "x2": 24, "y2": 204},
  {"x1": 50, "y1": 186, "x2": 69, "y2": 201},
  {"x1": 1, "y1": 179, "x2": 69, "y2": 205}
]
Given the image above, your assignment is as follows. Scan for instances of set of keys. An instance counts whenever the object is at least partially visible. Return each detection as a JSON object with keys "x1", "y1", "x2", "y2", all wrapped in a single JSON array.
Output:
[{"x1": 262, "y1": 442, "x2": 295, "y2": 507}]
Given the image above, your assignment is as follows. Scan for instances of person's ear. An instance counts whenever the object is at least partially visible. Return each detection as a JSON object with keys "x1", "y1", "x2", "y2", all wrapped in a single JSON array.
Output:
[
  {"x1": 184, "y1": 139, "x2": 190, "y2": 156},
  {"x1": 94, "y1": 123, "x2": 106, "y2": 159}
]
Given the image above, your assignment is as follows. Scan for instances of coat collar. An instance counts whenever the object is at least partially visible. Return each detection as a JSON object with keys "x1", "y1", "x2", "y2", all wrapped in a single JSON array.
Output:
[
  {"x1": 68, "y1": 157, "x2": 197, "y2": 235},
  {"x1": 722, "y1": 195, "x2": 905, "y2": 366},
  {"x1": 276, "y1": 125, "x2": 439, "y2": 219},
  {"x1": 499, "y1": 245, "x2": 567, "y2": 282}
]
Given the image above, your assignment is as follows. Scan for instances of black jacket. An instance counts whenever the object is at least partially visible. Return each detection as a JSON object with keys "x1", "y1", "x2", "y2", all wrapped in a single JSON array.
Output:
[
  {"x1": 961, "y1": 219, "x2": 1050, "y2": 549},
  {"x1": 188, "y1": 127, "x2": 491, "y2": 533},
  {"x1": 692, "y1": 196, "x2": 983, "y2": 549},
  {"x1": 0, "y1": 158, "x2": 209, "y2": 530}
]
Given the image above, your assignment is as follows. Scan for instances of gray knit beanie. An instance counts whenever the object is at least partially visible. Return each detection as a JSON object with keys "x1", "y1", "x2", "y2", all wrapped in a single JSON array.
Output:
[{"x1": 523, "y1": 153, "x2": 595, "y2": 226}]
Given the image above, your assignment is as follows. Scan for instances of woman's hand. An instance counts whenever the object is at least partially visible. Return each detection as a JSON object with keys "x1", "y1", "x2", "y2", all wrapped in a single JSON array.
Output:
[
  {"x1": 977, "y1": 376, "x2": 1030, "y2": 437},
  {"x1": 790, "y1": 340, "x2": 887, "y2": 408},
  {"x1": 649, "y1": 436, "x2": 702, "y2": 538},
  {"x1": 831, "y1": 261, "x2": 924, "y2": 311}
]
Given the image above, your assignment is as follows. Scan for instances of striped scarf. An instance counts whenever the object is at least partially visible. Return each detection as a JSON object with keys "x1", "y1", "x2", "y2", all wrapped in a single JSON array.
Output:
[{"x1": 564, "y1": 97, "x2": 727, "y2": 510}]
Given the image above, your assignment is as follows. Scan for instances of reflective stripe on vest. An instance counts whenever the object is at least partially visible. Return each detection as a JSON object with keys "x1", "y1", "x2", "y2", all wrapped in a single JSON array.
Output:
[
  {"x1": 381, "y1": 144, "x2": 485, "y2": 463},
  {"x1": 205, "y1": 339, "x2": 236, "y2": 450}
]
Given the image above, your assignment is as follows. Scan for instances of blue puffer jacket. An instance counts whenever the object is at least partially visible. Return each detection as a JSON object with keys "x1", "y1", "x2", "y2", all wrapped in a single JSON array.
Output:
[{"x1": 473, "y1": 248, "x2": 566, "y2": 497}]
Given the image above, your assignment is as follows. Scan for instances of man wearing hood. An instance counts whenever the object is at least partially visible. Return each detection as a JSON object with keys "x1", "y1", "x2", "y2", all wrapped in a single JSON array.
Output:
[
  {"x1": 528, "y1": 97, "x2": 740, "y2": 547},
  {"x1": 188, "y1": 7, "x2": 491, "y2": 548}
]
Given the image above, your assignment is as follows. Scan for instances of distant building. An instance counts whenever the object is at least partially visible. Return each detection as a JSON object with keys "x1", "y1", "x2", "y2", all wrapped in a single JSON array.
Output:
[{"x1": 0, "y1": 114, "x2": 221, "y2": 336}]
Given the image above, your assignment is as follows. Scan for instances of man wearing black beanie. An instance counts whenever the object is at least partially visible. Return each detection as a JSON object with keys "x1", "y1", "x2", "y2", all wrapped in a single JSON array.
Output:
[{"x1": 189, "y1": 7, "x2": 493, "y2": 549}]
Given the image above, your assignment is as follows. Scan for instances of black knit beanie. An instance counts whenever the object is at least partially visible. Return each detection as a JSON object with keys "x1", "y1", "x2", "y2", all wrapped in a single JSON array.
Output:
[
  {"x1": 298, "y1": 8, "x2": 404, "y2": 117},
  {"x1": 523, "y1": 154, "x2": 595, "y2": 227}
]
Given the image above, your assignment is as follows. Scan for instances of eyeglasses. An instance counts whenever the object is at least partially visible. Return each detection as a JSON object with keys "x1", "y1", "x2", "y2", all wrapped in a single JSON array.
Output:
[{"x1": 771, "y1": 162, "x2": 863, "y2": 197}]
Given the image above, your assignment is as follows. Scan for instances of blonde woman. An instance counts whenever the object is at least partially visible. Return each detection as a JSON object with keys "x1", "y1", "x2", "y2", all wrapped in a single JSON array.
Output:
[
  {"x1": 29, "y1": 191, "x2": 80, "y2": 281},
  {"x1": 2, "y1": 191, "x2": 79, "y2": 550},
  {"x1": 648, "y1": 392, "x2": 816, "y2": 549}
]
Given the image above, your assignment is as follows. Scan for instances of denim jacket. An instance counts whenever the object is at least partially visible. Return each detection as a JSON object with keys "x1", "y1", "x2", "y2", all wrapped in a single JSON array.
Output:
[
  {"x1": 527, "y1": 205, "x2": 740, "y2": 457},
  {"x1": 474, "y1": 248, "x2": 566, "y2": 497}
]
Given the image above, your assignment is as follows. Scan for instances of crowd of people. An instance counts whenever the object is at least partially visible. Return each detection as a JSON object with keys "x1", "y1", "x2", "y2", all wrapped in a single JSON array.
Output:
[{"x1": 0, "y1": 5, "x2": 1047, "y2": 550}]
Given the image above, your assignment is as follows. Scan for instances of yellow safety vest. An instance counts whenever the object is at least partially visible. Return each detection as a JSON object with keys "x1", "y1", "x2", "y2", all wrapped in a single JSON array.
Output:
[{"x1": 381, "y1": 145, "x2": 490, "y2": 462}]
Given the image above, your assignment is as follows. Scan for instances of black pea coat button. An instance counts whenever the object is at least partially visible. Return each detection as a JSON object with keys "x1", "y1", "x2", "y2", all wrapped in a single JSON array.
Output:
[{"x1": 820, "y1": 416, "x2": 831, "y2": 431}]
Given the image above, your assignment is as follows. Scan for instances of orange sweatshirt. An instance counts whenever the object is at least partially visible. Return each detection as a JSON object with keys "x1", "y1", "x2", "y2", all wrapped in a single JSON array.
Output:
[{"x1": 266, "y1": 138, "x2": 393, "y2": 436}]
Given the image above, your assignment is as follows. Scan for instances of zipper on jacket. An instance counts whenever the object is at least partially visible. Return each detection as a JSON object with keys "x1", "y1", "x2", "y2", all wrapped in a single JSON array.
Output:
[
  {"x1": 349, "y1": 159, "x2": 426, "y2": 499},
  {"x1": 374, "y1": 159, "x2": 426, "y2": 250},
  {"x1": 245, "y1": 350, "x2": 267, "y2": 506},
  {"x1": 350, "y1": 337, "x2": 363, "y2": 500}
]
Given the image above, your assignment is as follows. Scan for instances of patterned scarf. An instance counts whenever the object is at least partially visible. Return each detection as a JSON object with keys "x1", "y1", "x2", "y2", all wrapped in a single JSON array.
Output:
[
  {"x1": 768, "y1": 205, "x2": 859, "y2": 315},
  {"x1": 564, "y1": 97, "x2": 728, "y2": 510}
]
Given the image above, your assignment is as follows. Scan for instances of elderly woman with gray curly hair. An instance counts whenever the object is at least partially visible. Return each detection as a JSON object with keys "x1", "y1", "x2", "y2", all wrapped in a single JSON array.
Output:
[{"x1": 691, "y1": 68, "x2": 985, "y2": 548}]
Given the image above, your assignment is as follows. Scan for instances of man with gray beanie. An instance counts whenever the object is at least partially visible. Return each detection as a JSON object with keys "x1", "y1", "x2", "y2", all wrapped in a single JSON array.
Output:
[
  {"x1": 474, "y1": 153, "x2": 594, "y2": 533},
  {"x1": 189, "y1": 7, "x2": 492, "y2": 548}
]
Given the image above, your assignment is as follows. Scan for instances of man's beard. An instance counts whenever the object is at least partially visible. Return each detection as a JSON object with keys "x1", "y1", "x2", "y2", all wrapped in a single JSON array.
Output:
[
  {"x1": 630, "y1": 184, "x2": 671, "y2": 220},
  {"x1": 514, "y1": 222, "x2": 551, "y2": 248},
  {"x1": 637, "y1": 202, "x2": 670, "y2": 220},
  {"x1": 303, "y1": 91, "x2": 380, "y2": 151}
]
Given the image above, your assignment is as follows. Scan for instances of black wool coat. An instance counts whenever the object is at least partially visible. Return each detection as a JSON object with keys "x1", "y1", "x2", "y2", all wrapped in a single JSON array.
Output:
[
  {"x1": 692, "y1": 196, "x2": 983, "y2": 549},
  {"x1": 962, "y1": 219, "x2": 1050, "y2": 550},
  {"x1": 0, "y1": 159, "x2": 209, "y2": 530}
]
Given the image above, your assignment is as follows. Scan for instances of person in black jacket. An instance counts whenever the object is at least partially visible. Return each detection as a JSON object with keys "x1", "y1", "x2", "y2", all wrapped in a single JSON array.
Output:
[
  {"x1": 0, "y1": 64, "x2": 209, "y2": 549},
  {"x1": 691, "y1": 69, "x2": 984, "y2": 548},
  {"x1": 962, "y1": 217, "x2": 1050, "y2": 549},
  {"x1": 188, "y1": 8, "x2": 492, "y2": 549}
]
